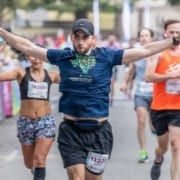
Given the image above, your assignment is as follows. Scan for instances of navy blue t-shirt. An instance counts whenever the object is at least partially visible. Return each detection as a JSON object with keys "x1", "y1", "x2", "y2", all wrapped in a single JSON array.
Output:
[{"x1": 47, "y1": 47, "x2": 124, "y2": 117}]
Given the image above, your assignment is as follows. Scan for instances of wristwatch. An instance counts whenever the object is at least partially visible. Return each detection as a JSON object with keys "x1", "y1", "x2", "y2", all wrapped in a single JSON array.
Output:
[{"x1": 172, "y1": 37, "x2": 179, "y2": 46}]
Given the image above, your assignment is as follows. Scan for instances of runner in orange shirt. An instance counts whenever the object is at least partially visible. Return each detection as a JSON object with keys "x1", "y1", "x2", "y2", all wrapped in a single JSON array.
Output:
[{"x1": 145, "y1": 19, "x2": 180, "y2": 180}]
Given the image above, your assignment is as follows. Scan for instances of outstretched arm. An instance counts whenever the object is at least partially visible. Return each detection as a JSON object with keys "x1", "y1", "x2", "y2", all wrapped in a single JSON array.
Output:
[
  {"x1": 122, "y1": 36, "x2": 179, "y2": 64},
  {"x1": 0, "y1": 67, "x2": 24, "y2": 82},
  {"x1": 0, "y1": 28, "x2": 48, "y2": 62}
]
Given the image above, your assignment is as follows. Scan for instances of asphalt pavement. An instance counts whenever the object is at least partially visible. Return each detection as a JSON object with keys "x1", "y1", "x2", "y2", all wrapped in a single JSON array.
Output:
[{"x1": 0, "y1": 82, "x2": 171, "y2": 180}]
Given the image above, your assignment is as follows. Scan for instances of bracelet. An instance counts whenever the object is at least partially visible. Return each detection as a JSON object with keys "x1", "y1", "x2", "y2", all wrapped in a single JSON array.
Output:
[{"x1": 172, "y1": 37, "x2": 179, "y2": 46}]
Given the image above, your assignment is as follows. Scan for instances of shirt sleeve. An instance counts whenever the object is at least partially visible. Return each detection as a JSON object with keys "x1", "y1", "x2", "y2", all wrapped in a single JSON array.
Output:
[
  {"x1": 47, "y1": 48, "x2": 75, "y2": 65},
  {"x1": 111, "y1": 49, "x2": 124, "y2": 66},
  {"x1": 47, "y1": 49, "x2": 61, "y2": 65}
]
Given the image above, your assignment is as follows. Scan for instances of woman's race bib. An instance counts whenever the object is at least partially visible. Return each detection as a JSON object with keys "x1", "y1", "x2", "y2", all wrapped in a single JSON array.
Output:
[{"x1": 28, "y1": 81, "x2": 48, "y2": 99}]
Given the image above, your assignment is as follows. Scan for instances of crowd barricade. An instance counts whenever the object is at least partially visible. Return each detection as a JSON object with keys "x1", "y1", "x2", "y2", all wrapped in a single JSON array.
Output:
[{"x1": 0, "y1": 81, "x2": 21, "y2": 121}]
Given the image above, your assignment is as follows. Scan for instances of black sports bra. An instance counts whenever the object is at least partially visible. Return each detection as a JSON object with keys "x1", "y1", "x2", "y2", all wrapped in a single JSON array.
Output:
[{"x1": 20, "y1": 67, "x2": 52, "y2": 101}]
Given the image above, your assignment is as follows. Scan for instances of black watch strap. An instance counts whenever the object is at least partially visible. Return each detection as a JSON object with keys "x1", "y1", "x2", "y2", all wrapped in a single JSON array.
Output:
[{"x1": 173, "y1": 37, "x2": 179, "y2": 46}]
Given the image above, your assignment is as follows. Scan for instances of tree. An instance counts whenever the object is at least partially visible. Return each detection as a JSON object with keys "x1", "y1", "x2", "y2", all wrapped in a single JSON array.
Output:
[
  {"x1": 0, "y1": 0, "x2": 29, "y2": 26},
  {"x1": 0, "y1": 0, "x2": 15, "y2": 26},
  {"x1": 58, "y1": 0, "x2": 92, "y2": 19},
  {"x1": 168, "y1": 0, "x2": 180, "y2": 5},
  {"x1": 0, "y1": 0, "x2": 122, "y2": 23},
  {"x1": 48, "y1": 0, "x2": 122, "y2": 19},
  {"x1": 26, "y1": 0, "x2": 123, "y2": 20}
]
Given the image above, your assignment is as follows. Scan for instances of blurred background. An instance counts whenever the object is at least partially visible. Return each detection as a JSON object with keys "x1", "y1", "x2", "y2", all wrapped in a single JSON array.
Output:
[{"x1": 0, "y1": 0, "x2": 179, "y2": 41}]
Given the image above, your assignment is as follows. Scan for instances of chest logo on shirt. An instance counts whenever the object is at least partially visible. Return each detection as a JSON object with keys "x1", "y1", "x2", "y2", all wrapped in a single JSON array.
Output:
[{"x1": 70, "y1": 55, "x2": 96, "y2": 74}]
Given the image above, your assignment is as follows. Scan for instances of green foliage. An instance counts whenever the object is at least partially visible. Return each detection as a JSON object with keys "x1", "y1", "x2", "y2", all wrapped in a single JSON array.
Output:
[
  {"x1": 0, "y1": 0, "x2": 20, "y2": 24},
  {"x1": 168, "y1": 0, "x2": 180, "y2": 5},
  {"x1": 60, "y1": 0, "x2": 92, "y2": 9},
  {"x1": 59, "y1": 0, "x2": 122, "y2": 12},
  {"x1": 100, "y1": 1, "x2": 122, "y2": 12},
  {"x1": 0, "y1": 0, "x2": 16, "y2": 11},
  {"x1": 23, "y1": 0, "x2": 56, "y2": 9},
  {"x1": 0, "y1": 0, "x2": 123, "y2": 14}
]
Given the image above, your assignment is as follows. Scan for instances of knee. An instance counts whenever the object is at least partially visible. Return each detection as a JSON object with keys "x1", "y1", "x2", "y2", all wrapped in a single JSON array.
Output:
[
  {"x1": 138, "y1": 119, "x2": 146, "y2": 129},
  {"x1": 171, "y1": 138, "x2": 180, "y2": 153},
  {"x1": 33, "y1": 154, "x2": 46, "y2": 166}
]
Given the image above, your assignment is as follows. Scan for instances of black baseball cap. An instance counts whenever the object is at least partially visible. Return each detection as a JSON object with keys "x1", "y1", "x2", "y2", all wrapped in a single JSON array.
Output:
[{"x1": 72, "y1": 18, "x2": 94, "y2": 35}]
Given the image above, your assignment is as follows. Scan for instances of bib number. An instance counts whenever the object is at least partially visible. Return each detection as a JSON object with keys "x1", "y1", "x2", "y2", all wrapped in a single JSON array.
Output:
[
  {"x1": 166, "y1": 79, "x2": 180, "y2": 94},
  {"x1": 28, "y1": 81, "x2": 48, "y2": 99},
  {"x1": 139, "y1": 81, "x2": 153, "y2": 93},
  {"x1": 86, "y1": 152, "x2": 109, "y2": 174}
]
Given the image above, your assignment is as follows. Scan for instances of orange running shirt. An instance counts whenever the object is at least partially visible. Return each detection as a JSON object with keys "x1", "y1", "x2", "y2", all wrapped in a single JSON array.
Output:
[{"x1": 151, "y1": 50, "x2": 180, "y2": 110}]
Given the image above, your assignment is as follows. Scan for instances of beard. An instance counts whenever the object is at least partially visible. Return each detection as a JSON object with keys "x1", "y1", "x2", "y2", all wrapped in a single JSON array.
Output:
[{"x1": 73, "y1": 45, "x2": 90, "y2": 55}]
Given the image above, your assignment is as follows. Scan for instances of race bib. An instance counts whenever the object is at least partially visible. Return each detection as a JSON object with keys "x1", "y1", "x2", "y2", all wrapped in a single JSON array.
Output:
[
  {"x1": 28, "y1": 81, "x2": 48, "y2": 99},
  {"x1": 139, "y1": 81, "x2": 153, "y2": 93},
  {"x1": 86, "y1": 152, "x2": 109, "y2": 174},
  {"x1": 166, "y1": 79, "x2": 180, "y2": 94}
]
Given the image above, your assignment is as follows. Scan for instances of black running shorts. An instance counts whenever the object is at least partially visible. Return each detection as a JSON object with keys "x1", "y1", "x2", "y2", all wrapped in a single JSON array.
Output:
[
  {"x1": 57, "y1": 119, "x2": 113, "y2": 174},
  {"x1": 151, "y1": 110, "x2": 180, "y2": 136}
]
